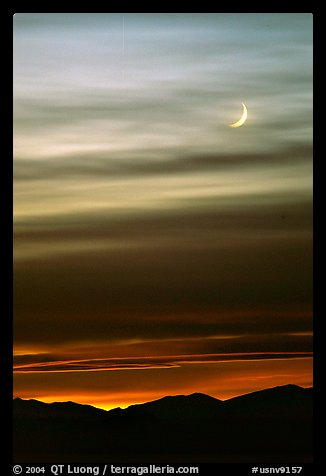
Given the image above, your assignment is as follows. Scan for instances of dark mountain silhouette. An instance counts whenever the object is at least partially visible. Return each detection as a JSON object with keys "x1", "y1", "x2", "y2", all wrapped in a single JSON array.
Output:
[
  {"x1": 123, "y1": 392, "x2": 224, "y2": 420},
  {"x1": 13, "y1": 385, "x2": 313, "y2": 463},
  {"x1": 14, "y1": 397, "x2": 107, "y2": 421},
  {"x1": 224, "y1": 384, "x2": 313, "y2": 419}
]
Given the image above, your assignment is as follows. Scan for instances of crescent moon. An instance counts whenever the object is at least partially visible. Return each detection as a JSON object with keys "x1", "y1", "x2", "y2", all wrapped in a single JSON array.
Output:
[{"x1": 229, "y1": 103, "x2": 248, "y2": 128}]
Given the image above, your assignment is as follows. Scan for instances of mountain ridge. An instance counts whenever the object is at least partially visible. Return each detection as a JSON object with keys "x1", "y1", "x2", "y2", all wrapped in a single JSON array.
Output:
[
  {"x1": 13, "y1": 384, "x2": 312, "y2": 422},
  {"x1": 14, "y1": 383, "x2": 311, "y2": 414},
  {"x1": 13, "y1": 384, "x2": 313, "y2": 463}
]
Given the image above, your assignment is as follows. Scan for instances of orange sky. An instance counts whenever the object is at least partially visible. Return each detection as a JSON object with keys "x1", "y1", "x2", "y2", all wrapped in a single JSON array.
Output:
[
  {"x1": 13, "y1": 313, "x2": 313, "y2": 409},
  {"x1": 14, "y1": 342, "x2": 312, "y2": 410},
  {"x1": 14, "y1": 357, "x2": 312, "y2": 410}
]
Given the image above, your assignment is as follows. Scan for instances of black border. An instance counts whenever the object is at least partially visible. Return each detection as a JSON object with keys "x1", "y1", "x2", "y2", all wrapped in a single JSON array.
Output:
[
  {"x1": 6, "y1": 8, "x2": 318, "y2": 476},
  {"x1": 1, "y1": 3, "x2": 14, "y2": 471}
]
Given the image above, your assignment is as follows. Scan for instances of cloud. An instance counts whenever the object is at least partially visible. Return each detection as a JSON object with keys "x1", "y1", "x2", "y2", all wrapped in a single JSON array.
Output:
[
  {"x1": 14, "y1": 144, "x2": 312, "y2": 182},
  {"x1": 14, "y1": 13, "x2": 312, "y2": 166},
  {"x1": 14, "y1": 352, "x2": 312, "y2": 373}
]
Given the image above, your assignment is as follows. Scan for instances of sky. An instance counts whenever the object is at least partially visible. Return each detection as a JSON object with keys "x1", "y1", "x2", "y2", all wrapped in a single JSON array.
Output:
[{"x1": 13, "y1": 13, "x2": 313, "y2": 410}]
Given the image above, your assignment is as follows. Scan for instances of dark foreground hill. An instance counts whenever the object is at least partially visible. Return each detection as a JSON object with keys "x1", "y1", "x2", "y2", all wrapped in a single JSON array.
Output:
[{"x1": 13, "y1": 385, "x2": 313, "y2": 463}]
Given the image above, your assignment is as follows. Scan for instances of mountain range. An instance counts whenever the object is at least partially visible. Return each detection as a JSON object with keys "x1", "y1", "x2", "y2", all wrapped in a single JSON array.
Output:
[{"x1": 13, "y1": 384, "x2": 313, "y2": 463}]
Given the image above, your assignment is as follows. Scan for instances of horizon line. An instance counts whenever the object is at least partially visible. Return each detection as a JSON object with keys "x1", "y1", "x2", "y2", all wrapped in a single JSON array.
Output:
[{"x1": 14, "y1": 383, "x2": 313, "y2": 412}]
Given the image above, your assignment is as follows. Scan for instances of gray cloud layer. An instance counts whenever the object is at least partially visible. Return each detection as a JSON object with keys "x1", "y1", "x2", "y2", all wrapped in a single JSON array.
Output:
[
  {"x1": 13, "y1": 14, "x2": 312, "y2": 358},
  {"x1": 14, "y1": 144, "x2": 312, "y2": 182}
]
